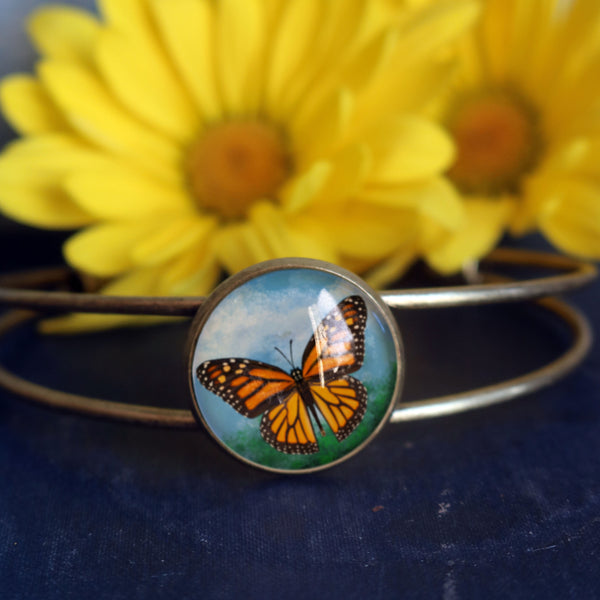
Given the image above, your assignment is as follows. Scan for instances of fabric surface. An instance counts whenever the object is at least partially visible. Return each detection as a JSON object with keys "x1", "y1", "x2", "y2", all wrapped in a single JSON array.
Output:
[
  {"x1": 1, "y1": 263, "x2": 599, "y2": 600},
  {"x1": 1, "y1": 2, "x2": 600, "y2": 598}
]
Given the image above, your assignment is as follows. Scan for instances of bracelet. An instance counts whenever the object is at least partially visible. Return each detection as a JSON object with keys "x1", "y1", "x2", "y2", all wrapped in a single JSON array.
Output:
[{"x1": 0, "y1": 248, "x2": 595, "y2": 474}]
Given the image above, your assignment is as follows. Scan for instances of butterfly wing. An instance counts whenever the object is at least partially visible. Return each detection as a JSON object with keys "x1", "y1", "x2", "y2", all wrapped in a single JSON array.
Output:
[
  {"x1": 302, "y1": 295, "x2": 367, "y2": 382},
  {"x1": 196, "y1": 358, "x2": 295, "y2": 418},
  {"x1": 308, "y1": 376, "x2": 367, "y2": 442},
  {"x1": 196, "y1": 294, "x2": 369, "y2": 455},
  {"x1": 259, "y1": 389, "x2": 319, "y2": 454}
]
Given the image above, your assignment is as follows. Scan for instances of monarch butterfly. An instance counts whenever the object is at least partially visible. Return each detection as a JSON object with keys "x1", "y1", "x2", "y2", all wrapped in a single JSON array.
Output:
[{"x1": 196, "y1": 295, "x2": 368, "y2": 455}]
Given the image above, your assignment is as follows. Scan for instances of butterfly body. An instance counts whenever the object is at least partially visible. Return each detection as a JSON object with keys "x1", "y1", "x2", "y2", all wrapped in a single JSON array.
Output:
[
  {"x1": 287, "y1": 367, "x2": 327, "y2": 436},
  {"x1": 196, "y1": 295, "x2": 368, "y2": 455}
]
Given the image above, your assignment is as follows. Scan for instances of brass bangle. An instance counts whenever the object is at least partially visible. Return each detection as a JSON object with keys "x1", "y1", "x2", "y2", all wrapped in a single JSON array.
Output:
[
  {"x1": 0, "y1": 248, "x2": 595, "y2": 315},
  {"x1": 0, "y1": 249, "x2": 596, "y2": 473}
]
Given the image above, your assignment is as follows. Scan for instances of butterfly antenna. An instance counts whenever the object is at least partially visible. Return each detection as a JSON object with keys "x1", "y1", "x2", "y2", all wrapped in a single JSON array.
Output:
[
  {"x1": 289, "y1": 339, "x2": 295, "y2": 368},
  {"x1": 274, "y1": 345, "x2": 294, "y2": 369}
]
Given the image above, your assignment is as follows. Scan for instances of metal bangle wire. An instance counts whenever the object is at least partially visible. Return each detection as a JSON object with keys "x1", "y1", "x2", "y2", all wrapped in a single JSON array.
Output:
[
  {"x1": 0, "y1": 294, "x2": 592, "y2": 428},
  {"x1": 0, "y1": 248, "x2": 595, "y2": 428},
  {"x1": 0, "y1": 248, "x2": 596, "y2": 315}
]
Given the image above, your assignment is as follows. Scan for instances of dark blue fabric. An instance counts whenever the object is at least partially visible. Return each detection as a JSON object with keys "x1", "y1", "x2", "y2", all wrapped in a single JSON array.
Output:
[
  {"x1": 1, "y1": 2, "x2": 600, "y2": 597},
  {"x1": 3, "y1": 283, "x2": 600, "y2": 599}
]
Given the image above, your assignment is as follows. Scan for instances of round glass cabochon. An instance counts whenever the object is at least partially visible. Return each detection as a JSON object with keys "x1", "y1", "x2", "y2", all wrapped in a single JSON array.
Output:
[{"x1": 189, "y1": 259, "x2": 403, "y2": 473}]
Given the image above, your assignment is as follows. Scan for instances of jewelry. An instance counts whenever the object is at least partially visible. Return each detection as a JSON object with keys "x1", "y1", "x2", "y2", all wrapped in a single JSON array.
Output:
[{"x1": 0, "y1": 248, "x2": 595, "y2": 473}]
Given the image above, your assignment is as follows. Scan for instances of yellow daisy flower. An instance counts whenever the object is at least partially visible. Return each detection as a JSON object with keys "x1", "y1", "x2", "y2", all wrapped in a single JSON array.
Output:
[
  {"x1": 0, "y1": 0, "x2": 477, "y2": 331},
  {"x1": 421, "y1": 0, "x2": 600, "y2": 272}
]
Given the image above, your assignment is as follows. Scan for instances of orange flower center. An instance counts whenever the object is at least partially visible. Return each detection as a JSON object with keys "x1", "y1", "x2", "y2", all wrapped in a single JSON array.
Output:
[
  {"x1": 446, "y1": 91, "x2": 542, "y2": 195},
  {"x1": 187, "y1": 121, "x2": 292, "y2": 219}
]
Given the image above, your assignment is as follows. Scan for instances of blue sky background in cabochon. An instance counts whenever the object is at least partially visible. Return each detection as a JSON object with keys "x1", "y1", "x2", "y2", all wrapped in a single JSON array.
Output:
[{"x1": 191, "y1": 268, "x2": 399, "y2": 444}]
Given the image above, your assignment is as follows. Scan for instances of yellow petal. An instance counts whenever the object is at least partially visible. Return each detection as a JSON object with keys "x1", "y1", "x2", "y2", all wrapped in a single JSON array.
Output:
[
  {"x1": 296, "y1": 201, "x2": 419, "y2": 259},
  {"x1": 361, "y1": 177, "x2": 465, "y2": 231},
  {"x1": 98, "y1": 0, "x2": 148, "y2": 34},
  {"x1": 216, "y1": 0, "x2": 265, "y2": 113},
  {"x1": 0, "y1": 75, "x2": 67, "y2": 135},
  {"x1": 453, "y1": 33, "x2": 486, "y2": 89},
  {"x1": 366, "y1": 115, "x2": 455, "y2": 184},
  {"x1": 342, "y1": 27, "x2": 398, "y2": 94},
  {"x1": 213, "y1": 222, "x2": 270, "y2": 272},
  {"x1": 264, "y1": 0, "x2": 321, "y2": 116},
  {"x1": 419, "y1": 182, "x2": 465, "y2": 230},
  {"x1": 363, "y1": 248, "x2": 418, "y2": 290},
  {"x1": 159, "y1": 241, "x2": 220, "y2": 295},
  {"x1": 278, "y1": 226, "x2": 338, "y2": 265},
  {"x1": 425, "y1": 197, "x2": 513, "y2": 274},
  {"x1": 552, "y1": 138, "x2": 600, "y2": 179},
  {"x1": 247, "y1": 202, "x2": 298, "y2": 259},
  {"x1": 523, "y1": 0, "x2": 598, "y2": 99},
  {"x1": 39, "y1": 267, "x2": 168, "y2": 334},
  {"x1": 148, "y1": 0, "x2": 221, "y2": 120},
  {"x1": 43, "y1": 236, "x2": 221, "y2": 333},
  {"x1": 318, "y1": 0, "x2": 373, "y2": 64},
  {"x1": 131, "y1": 216, "x2": 216, "y2": 266},
  {"x1": 351, "y1": 58, "x2": 455, "y2": 133},
  {"x1": 27, "y1": 5, "x2": 100, "y2": 63},
  {"x1": 479, "y1": 0, "x2": 515, "y2": 82},
  {"x1": 213, "y1": 201, "x2": 338, "y2": 274},
  {"x1": 269, "y1": 0, "x2": 371, "y2": 120},
  {"x1": 279, "y1": 162, "x2": 331, "y2": 212},
  {"x1": 0, "y1": 134, "x2": 111, "y2": 228},
  {"x1": 392, "y1": 0, "x2": 479, "y2": 67},
  {"x1": 293, "y1": 26, "x2": 396, "y2": 131},
  {"x1": 0, "y1": 134, "x2": 110, "y2": 185},
  {"x1": 314, "y1": 144, "x2": 373, "y2": 205},
  {"x1": 291, "y1": 88, "x2": 354, "y2": 166},
  {"x1": 504, "y1": 2, "x2": 550, "y2": 85},
  {"x1": 65, "y1": 167, "x2": 193, "y2": 220},
  {"x1": 245, "y1": 202, "x2": 338, "y2": 262},
  {"x1": 510, "y1": 174, "x2": 551, "y2": 235},
  {"x1": 0, "y1": 186, "x2": 92, "y2": 229},
  {"x1": 250, "y1": 202, "x2": 338, "y2": 263},
  {"x1": 96, "y1": 29, "x2": 199, "y2": 141},
  {"x1": 539, "y1": 180, "x2": 600, "y2": 257},
  {"x1": 38, "y1": 61, "x2": 181, "y2": 177},
  {"x1": 64, "y1": 221, "x2": 160, "y2": 277},
  {"x1": 511, "y1": 147, "x2": 600, "y2": 236},
  {"x1": 514, "y1": 0, "x2": 558, "y2": 93}
]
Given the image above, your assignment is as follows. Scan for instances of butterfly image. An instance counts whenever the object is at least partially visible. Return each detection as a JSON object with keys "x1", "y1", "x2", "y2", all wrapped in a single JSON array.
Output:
[{"x1": 196, "y1": 295, "x2": 368, "y2": 455}]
